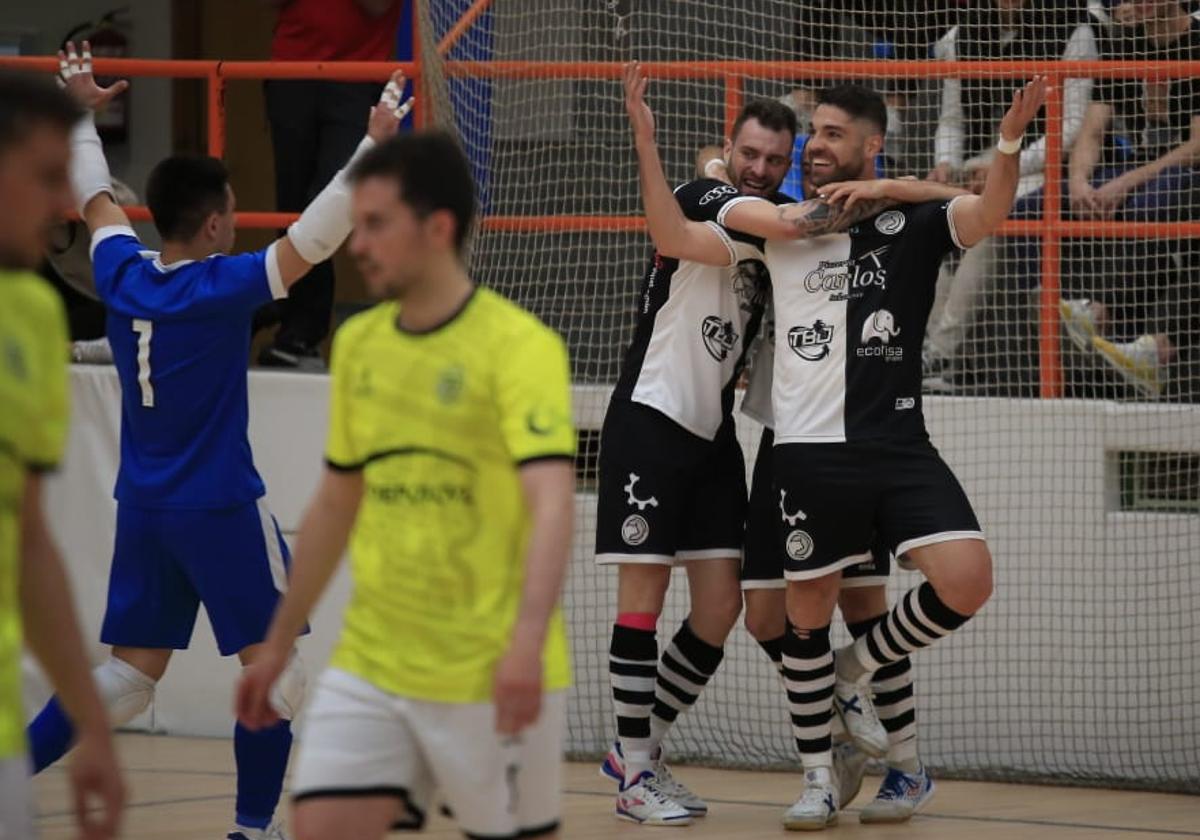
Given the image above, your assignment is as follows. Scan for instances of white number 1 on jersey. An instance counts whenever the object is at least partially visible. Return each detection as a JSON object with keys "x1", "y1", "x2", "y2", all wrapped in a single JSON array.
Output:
[{"x1": 132, "y1": 319, "x2": 155, "y2": 408}]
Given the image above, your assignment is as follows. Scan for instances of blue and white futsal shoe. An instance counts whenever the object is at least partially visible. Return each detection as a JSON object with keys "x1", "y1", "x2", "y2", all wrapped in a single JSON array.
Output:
[
  {"x1": 832, "y1": 740, "x2": 869, "y2": 808},
  {"x1": 832, "y1": 673, "x2": 889, "y2": 758},
  {"x1": 600, "y1": 740, "x2": 708, "y2": 816},
  {"x1": 782, "y1": 766, "x2": 839, "y2": 831},
  {"x1": 859, "y1": 765, "x2": 935, "y2": 823}
]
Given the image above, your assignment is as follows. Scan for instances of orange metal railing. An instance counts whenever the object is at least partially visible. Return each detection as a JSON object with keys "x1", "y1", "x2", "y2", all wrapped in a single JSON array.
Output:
[{"x1": 4, "y1": 55, "x2": 1200, "y2": 397}]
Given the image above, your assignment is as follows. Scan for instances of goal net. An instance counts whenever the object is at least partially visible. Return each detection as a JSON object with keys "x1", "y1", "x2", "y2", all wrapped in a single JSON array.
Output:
[{"x1": 416, "y1": 0, "x2": 1199, "y2": 792}]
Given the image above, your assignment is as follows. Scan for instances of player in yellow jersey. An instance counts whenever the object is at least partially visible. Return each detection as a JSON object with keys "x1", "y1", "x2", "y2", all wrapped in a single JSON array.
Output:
[
  {"x1": 0, "y1": 71, "x2": 124, "y2": 839},
  {"x1": 237, "y1": 132, "x2": 576, "y2": 840}
]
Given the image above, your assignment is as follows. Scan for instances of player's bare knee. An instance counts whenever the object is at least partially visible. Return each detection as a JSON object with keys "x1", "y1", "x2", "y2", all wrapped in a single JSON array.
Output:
[
  {"x1": 616, "y1": 562, "x2": 672, "y2": 614},
  {"x1": 743, "y1": 588, "x2": 787, "y2": 641},
  {"x1": 837, "y1": 585, "x2": 887, "y2": 624},
  {"x1": 929, "y1": 544, "x2": 993, "y2": 616},
  {"x1": 785, "y1": 575, "x2": 840, "y2": 630},
  {"x1": 693, "y1": 584, "x2": 742, "y2": 639}
]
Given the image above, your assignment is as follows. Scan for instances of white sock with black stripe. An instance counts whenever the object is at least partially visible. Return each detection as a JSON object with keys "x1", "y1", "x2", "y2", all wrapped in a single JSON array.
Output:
[
  {"x1": 781, "y1": 624, "x2": 835, "y2": 770},
  {"x1": 649, "y1": 620, "x2": 724, "y2": 749},
  {"x1": 609, "y1": 622, "x2": 658, "y2": 785},
  {"x1": 837, "y1": 582, "x2": 971, "y2": 683}
]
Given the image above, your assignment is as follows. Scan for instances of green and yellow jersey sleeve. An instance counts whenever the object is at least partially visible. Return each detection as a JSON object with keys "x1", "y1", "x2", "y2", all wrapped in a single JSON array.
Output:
[{"x1": 496, "y1": 325, "x2": 576, "y2": 466}]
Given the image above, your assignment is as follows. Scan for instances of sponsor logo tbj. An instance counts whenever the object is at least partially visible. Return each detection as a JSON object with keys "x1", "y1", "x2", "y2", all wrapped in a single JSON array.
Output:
[
  {"x1": 701, "y1": 316, "x2": 739, "y2": 362},
  {"x1": 788, "y1": 320, "x2": 834, "y2": 361}
]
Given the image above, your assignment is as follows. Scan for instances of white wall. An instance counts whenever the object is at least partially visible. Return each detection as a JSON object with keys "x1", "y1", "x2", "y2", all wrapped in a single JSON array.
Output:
[
  {"x1": 34, "y1": 368, "x2": 1200, "y2": 789},
  {"x1": 0, "y1": 1, "x2": 172, "y2": 212}
]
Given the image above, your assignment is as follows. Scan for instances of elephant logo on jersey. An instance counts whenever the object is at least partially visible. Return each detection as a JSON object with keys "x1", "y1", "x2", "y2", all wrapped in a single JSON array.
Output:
[
  {"x1": 859, "y1": 310, "x2": 904, "y2": 361},
  {"x1": 788, "y1": 321, "x2": 834, "y2": 361},
  {"x1": 779, "y1": 490, "x2": 807, "y2": 526},
  {"x1": 875, "y1": 210, "x2": 906, "y2": 235},
  {"x1": 862, "y1": 310, "x2": 900, "y2": 344},
  {"x1": 624, "y1": 473, "x2": 659, "y2": 511},
  {"x1": 701, "y1": 316, "x2": 739, "y2": 362}
]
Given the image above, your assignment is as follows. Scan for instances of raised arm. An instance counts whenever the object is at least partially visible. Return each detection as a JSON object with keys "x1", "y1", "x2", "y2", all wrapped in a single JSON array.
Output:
[
  {"x1": 58, "y1": 42, "x2": 131, "y2": 232},
  {"x1": 949, "y1": 76, "x2": 1049, "y2": 248},
  {"x1": 624, "y1": 62, "x2": 736, "y2": 266},
  {"x1": 266, "y1": 70, "x2": 412, "y2": 289}
]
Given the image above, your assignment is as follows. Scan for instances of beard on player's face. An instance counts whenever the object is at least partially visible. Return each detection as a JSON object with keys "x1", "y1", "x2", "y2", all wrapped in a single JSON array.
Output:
[{"x1": 725, "y1": 121, "x2": 792, "y2": 198}]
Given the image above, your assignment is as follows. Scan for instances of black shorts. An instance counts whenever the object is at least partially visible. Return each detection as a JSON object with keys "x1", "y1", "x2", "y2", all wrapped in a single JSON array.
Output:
[
  {"x1": 773, "y1": 438, "x2": 984, "y2": 582},
  {"x1": 741, "y1": 428, "x2": 890, "y2": 590},
  {"x1": 595, "y1": 400, "x2": 746, "y2": 566}
]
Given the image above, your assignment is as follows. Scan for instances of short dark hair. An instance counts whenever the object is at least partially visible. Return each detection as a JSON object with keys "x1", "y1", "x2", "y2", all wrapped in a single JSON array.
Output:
[
  {"x1": 348, "y1": 131, "x2": 476, "y2": 253},
  {"x1": 145, "y1": 155, "x2": 231, "y2": 241},
  {"x1": 816, "y1": 84, "x2": 888, "y2": 136},
  {"x1": 731, "y1": 99, "x2": 798, "y2": 142},
  {"x1": 0, "y1": 70, "x2": 82, "y2": 153}
]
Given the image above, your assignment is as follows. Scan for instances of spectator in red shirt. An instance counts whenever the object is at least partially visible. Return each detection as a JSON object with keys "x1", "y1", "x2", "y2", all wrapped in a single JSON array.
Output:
[{"x1": 259, "y1": 0, "x2": 403, "y2": 369}]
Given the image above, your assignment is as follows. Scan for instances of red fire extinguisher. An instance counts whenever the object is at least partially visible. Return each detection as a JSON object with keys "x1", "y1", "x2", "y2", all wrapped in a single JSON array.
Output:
[{"x1": 63, "y1": 9, "x2": 130, "y2": 144}]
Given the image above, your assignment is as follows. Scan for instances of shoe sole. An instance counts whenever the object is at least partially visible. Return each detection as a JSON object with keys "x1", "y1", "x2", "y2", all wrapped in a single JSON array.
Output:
[
  {"x1": 859, "y1": 781, "x2": 935, "y2": 824},
  {"x1": 1092, "y1": 338, "x2": 1162, "y2": 398},
  {"x1": 782, "y1": 812, "x2": 839, "y2": 831},
  {"x1": 1058, "y1": 301, "x2": 1096, "y2": 353},
  {"x1": 616, "y1": 809, "x2": 693, "y2": 826}
]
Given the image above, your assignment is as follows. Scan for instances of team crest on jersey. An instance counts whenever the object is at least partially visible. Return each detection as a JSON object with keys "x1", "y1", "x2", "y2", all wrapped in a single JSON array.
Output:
[
  {"x1": 857, "y1": 309, "x2": 903, "y2": 362},
  {"x1": 622, "y1": 514, "x2": 650, "y2": 546},
  {"x1": 701, "y1": 316, "x2": 739, "y2": 362},
  {"x1": 436, "y1": 364, "x2": 465, "y2": 404},
  {"x1": 3, "y1": 339, "x2": 27, "y2": 381},
  {"x1": 875, "y1": 210, "x2": 906, "y2": 235},
  {"x1": 788, "y1": 321, "x2": 834, "y2": 361}
]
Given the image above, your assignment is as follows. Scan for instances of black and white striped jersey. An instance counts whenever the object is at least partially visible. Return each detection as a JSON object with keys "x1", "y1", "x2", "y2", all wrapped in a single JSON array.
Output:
[
  {"x1": 722, "y1": 197, "x2": 966, "y2": 444},
  {"x1": 612, "y1": 178, "x2": 787, "y2": 440}
]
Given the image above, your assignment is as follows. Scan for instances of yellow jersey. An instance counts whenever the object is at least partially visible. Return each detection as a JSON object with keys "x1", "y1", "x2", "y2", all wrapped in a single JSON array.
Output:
[
  {"x1": 0, "y1": 271, "x2": 69, "y2": 758},
  {"x1": 325, "y1": 287, "x2": 576, "y2": 703}
]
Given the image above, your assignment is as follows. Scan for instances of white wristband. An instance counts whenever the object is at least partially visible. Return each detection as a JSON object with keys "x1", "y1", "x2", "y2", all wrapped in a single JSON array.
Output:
[
  {"x1": 287, "y1": 135, "x2": 376, "y2": 265},
  {"x1": 70, "y1": 112, "x2": 114, "y2": 213},
  {"x1": 996, "y1": 135, "x2": 1023, "y2": 156}
]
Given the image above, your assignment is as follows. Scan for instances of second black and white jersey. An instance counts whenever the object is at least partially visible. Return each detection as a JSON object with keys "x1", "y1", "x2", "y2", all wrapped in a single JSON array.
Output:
[
  {"x1": 726, "y1": 198, "x2": 966, "y2": 444},
  {"x1": 612, "y1": 178, "x2": 785, "y2": 440}
]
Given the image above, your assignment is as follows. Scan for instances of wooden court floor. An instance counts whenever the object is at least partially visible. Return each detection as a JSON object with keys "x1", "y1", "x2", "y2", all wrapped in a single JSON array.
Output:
[{"x1": 33, "y1": 735, "x2": 1199, "y2": 839}]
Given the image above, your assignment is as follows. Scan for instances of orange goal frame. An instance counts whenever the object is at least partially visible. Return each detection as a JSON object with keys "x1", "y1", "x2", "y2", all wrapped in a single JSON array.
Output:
[{"x1": 4, "y1": 50, "x2": 1200, "y2": 398}]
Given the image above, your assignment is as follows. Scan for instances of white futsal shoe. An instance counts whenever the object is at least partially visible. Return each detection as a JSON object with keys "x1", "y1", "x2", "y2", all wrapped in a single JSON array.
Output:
[
  {"x1": 859, "y1": 765, "x2": 935, "y2": 823},
  {"x1": 782, "y1": 766, "x2": 839, "y2": 831},
  {"x1": 1059, "y1": 298, "x2": 1098, "y2": 352},
  {"x1": 832, "y1": 672, "x2": 889, "y2": 758},
  {"x1": 226, "y1": 822, "x2": 287, "y2": 840},
  {"x1": 616, "y1": 770, "x2": 693, "y2": 826},
  {"x1": 600, "y1": 741, "x2": 708, "y2": 816},
  {"x1": 832, "y1": 740, "x2": 869, "y2": 808}
]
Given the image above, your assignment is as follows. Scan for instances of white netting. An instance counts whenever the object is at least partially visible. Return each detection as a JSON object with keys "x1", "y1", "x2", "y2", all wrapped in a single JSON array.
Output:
[{"x1": 417, "y1": 0, "x2": 1200, "y2": 792}]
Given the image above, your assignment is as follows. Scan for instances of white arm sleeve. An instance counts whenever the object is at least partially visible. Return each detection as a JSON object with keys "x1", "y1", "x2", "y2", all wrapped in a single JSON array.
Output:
[
  {"x1": 70, "y1": 112, "x2": 114, "y2": 213},
  {"x1": 286, "y1": 135, "x2": 376, "y2": 265}
]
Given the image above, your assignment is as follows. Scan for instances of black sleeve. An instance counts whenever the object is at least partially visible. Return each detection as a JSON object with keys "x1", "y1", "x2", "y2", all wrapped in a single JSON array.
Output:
[
  {"x1": 903, "y1": 200, "x2": 962, "y2": 259},
  {"x1": 672, "y1": 178, "x2": 744, "y2": 223}
]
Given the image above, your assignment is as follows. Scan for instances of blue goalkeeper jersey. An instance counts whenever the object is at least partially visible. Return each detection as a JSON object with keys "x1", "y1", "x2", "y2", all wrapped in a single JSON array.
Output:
[{"x1": 90, "y1": 225, "x2": 286, "y2": 509}]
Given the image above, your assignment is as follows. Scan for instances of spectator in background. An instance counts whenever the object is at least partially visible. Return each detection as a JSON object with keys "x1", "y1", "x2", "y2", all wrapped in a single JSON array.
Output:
[
  {"x1": 258, "y1": 0, "x2": 402, "y2": 369},
  {"x1": 1058, "y1": 0, "x2": 1200, "y2": 399},
  {"x1": 922, "y1": 0, "x2": 1100, "y2": 392}
]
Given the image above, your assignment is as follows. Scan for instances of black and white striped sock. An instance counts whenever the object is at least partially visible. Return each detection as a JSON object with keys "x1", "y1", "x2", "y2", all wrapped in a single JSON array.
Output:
[
  {"x1": 847, "y1": 618, "x2": 918, "y2": 772},
  {"x1": 782, "y1": 624, "x2": 834, "y2": 770},
  {"x1": 649, "y1": 620, "x2": 724, "y2": 748},
  {"x1": 609, "y1": 623, "x2": 657, "y2": 785},
  {"x1": 840, "y1": 582, "x2": 971, "y2": 682}
]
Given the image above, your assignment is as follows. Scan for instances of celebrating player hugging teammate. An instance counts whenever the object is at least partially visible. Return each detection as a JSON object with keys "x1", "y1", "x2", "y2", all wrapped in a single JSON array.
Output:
[
  {"x1": 623, "y1": 60, "x2": 1047, "y2": 830},
  {"x1": 25, "y1": 43, "x2": 409, "y2": 840}
]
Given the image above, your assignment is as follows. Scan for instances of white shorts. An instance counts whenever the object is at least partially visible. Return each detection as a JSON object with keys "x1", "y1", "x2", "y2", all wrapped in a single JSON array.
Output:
[
  {"x1": 292, "y1": 668, "x2": 565, "y2": 839},
  {"x1": 0, "y1": 755, "x2": 35, "y2": 839}
]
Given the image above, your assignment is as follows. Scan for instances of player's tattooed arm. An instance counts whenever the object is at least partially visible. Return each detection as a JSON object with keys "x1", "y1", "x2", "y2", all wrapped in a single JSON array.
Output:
[
  {"x1": 817, "y1": 178, "x2": 968, "y2": 212},
  {"x1": 776, "y1": 196, "x2": 894, "y2": 237}
]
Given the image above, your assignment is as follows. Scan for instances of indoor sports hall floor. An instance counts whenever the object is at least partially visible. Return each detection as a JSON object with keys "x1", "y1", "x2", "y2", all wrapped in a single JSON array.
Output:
[{"x1": 32, "y1": 735, "x2": 1198, "y2": 838}]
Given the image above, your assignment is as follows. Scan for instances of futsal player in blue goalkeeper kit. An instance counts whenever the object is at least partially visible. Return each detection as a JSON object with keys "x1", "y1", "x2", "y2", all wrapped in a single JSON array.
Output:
[{"x1": 26, "y1": 43, "x2": 411, "y2": 840}]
